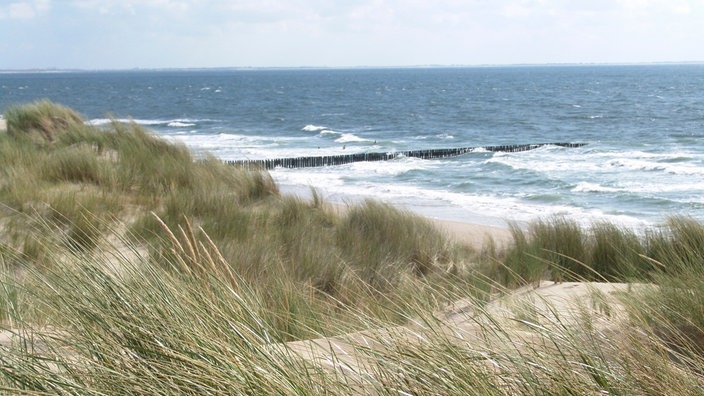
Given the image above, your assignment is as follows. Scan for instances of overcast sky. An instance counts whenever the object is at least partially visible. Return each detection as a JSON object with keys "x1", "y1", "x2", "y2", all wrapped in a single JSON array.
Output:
[{"x1": 1, "y1": 0, "x2": 703, "y2": 70}]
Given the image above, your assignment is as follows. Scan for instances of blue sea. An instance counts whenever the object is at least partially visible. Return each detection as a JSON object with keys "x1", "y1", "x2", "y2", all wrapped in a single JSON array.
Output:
[{"x1": 2, "y1": 65, "x2": 704, "y2": 228}]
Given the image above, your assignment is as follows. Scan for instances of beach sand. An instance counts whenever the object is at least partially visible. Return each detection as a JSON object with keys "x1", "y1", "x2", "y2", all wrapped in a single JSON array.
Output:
[
  {"x1": 0, "y1": 119, "x2": 6, "y2": 131},
  {"x1": 431, "y1": 217, "x2": 513, "y2": 249}
]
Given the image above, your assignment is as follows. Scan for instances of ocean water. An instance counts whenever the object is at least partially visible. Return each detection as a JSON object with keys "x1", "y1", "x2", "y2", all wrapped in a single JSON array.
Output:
[{"x1": 2, "y1": 65, "x2": 703, "y2": 228}]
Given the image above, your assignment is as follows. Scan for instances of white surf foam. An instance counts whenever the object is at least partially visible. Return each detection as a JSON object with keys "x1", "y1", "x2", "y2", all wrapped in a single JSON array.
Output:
[
  {"x1": 302, "y1": 124, "x2": 328, "y2": 132},
  {"x1": 335, "y1": 133, "x2": 369, "y2": 143},
  {"x1": 411, "y1": 133, "x2": 455, "y2": 141},
  {"x1": 486, "y1": 152, "x2": 603, "y2": 173},
  {"x1": 87, "y1": 118, "x2": 203, "y2": 128},
  {"x1": 572, "y1": 182, "x2": 622, "y2": 193},
  {"x1": 347, "y1": 157, "x2": 431, "y2": 176},
  {"x1": 611, "y1": 181, "x2": 704, "y2": 194},
  {"x1": 605, "y1": 158, "x2": 704, "y2": 176},
  {"x1": 271, "y1": 162, "x2": 651, "y2": 230},
  {"x1": 486, "y1": 148, "x2": 704, "y2": 179},
  {"x1": 86, "y1": 118, "x2": 114, "y2": 126},
  {"x1": 168, "y1": 121, "x2": 196, "y2": 127}
]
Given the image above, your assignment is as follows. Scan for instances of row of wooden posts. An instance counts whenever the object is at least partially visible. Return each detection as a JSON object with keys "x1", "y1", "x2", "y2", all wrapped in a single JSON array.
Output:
[{"x1": 227, "y1": 142, "x2": 588, "y2": 170}]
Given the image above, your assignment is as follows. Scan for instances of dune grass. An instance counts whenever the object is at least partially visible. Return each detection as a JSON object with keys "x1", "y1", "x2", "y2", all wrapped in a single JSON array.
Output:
[
  {"x1": 4, "y1": 99, "x2": 84, "y2": 145},
  {"x1": 0, "y1": 101, "x2": 470, "y2": 338},
  {"x1": 496, "y1": 216, "x2": 684, "y2": 285},
  {"x1": 2, "y1": 101, "x2": 704, "y2": 394},
  {"x1": 2, "y1": 220, "x2": 704, "y2": 394}
]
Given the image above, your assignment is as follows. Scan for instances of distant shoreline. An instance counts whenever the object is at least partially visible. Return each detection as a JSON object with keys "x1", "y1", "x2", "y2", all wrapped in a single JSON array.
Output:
[{"x1": 2, "y1": 61, "x2": 703, "y2": 74}]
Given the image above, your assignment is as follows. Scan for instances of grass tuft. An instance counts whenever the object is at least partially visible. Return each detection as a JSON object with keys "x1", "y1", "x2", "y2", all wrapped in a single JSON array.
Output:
[
  {"x1": 5, "y1": 99, "x2": 85, "y2": 145},
  {"x1": 336, "y1": 200, "x2": 452, "y2": 286}
]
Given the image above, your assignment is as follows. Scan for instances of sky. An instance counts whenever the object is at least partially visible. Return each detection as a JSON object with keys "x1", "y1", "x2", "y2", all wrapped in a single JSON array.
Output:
[{"x1": 1, "y1": 0, "x2": 703, "y2": 70}]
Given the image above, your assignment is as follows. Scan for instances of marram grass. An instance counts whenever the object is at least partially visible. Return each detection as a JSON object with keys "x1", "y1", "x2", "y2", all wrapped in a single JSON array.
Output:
[
  {"x1": 2, "y1": 101, "x2": 704, "y2": 394},
  {"x1": 4, "y1": 99, "x2": 84, "y2": 145},
  {"x1": 2, "y1": 220, "x2": 704, "y2": 395}
]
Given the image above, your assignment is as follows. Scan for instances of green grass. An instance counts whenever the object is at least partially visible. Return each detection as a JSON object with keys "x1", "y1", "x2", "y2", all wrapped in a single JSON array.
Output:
[
  {"x1": 2, "y1": 225, "x2": 704, "y2": 394},
  {"x1": 4, "y1": 99, "x2": 85, "y2": 145},
  {"x1": 337, "y1": 200, "x2": 453, "y2": 281},
  {"x1": 2, "y1": 101, "x2": 704, "y2": 394},
  {"x1": 497, "y1": 216, "x2": 673, "y2": 285},
  {"x1": 0, "y1": 101, "x2": 470, "y2": 338}
]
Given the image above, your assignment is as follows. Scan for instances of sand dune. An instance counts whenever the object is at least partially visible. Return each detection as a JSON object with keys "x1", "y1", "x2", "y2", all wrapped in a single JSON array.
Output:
[{"x1": 282, "y1": 281, "x2": 643, "y2": 389}]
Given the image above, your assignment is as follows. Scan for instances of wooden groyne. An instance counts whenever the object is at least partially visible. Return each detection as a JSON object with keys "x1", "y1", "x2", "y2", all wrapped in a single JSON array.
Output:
[{"x1": 227, "y1": 142, "x2": 587, "y2": 170}]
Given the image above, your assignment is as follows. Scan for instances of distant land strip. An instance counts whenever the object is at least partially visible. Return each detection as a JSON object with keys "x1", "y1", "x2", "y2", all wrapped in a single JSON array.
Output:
[{"x1": 228, "y1": 142, "x2": 588, "y2": 170}]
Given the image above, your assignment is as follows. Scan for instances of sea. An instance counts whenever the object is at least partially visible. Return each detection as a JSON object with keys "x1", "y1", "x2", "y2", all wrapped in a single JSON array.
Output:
[{"x1": 2, "y1": 65, "x2": 703, "y2": 229}]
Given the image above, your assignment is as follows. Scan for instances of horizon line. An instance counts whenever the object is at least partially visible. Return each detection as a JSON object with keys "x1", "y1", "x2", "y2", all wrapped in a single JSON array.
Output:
[{"x1": 1, "y1": 60, "x2": 703, "y2": 73}]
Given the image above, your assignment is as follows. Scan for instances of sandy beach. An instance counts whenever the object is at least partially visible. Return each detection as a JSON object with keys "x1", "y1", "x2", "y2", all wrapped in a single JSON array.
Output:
[
  {"x1": 0, "y1": 118, "x2": 6, "y2": 131},
  {"x1": 431, "y1": 217, "x2": 513, "y2": 249}
]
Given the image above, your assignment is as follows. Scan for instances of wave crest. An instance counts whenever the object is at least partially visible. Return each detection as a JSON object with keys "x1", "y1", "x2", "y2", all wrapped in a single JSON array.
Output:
[
  {"x1": 572, "y1": 182, "x2": 620, "y2": 193},
  {"x1": 302, "y1": 124, "x2": 327, "y2": 132},
  {"x1": 335, "y1": 133, "x2": 368, "y2": 143}
]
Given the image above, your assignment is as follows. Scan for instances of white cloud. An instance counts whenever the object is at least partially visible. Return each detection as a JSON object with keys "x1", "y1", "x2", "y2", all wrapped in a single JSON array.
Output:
[
  {"x1": 0, "y1": 0, "x2": 50, "y2": 19},
  {"x1": 70, "y1": 0, "x2": 194, "y2": 15},
  {"x1": 2, "y1": 0, "x2": 703, "y2": 69},
  {"x1": 616, "y1": 0, "x2": 700, "y2": 17}
]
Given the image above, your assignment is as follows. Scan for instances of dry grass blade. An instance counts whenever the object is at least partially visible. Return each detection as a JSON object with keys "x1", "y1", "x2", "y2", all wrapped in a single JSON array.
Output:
[{"x1": 150, "y1": 211, "x2": 192, "y2": 275}]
